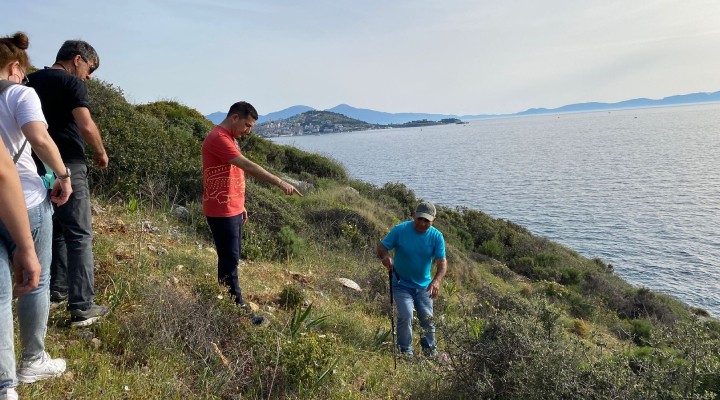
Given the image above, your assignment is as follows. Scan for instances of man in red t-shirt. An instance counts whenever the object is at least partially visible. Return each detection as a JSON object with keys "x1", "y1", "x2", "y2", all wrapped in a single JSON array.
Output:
[{"x1": 202, "y1": 101, "x2": 301, "y2": 325}]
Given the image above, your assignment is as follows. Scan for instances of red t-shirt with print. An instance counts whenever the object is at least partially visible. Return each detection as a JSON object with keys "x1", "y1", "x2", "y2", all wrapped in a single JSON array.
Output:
[{"x1": 202, "y1": 125, "x2": 246, "y2": 217}]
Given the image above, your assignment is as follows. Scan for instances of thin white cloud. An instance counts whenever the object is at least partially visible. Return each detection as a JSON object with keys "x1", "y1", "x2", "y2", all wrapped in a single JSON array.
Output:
[{"x1": 2, "y1": 0, "x2": 718, "y2": 115}]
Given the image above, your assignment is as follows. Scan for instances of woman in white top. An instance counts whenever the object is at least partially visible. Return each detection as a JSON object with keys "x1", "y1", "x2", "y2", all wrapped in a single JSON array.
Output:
[{"x1": 0, "y1": 32, "x2": 73, "y2": 397}]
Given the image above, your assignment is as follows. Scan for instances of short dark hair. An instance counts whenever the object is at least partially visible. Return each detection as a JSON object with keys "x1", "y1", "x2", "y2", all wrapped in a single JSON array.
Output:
[
  {"x1": 55, "y1": 40, "x2": 100, "y2": 71},
  {"x1": 227, "y1": 101, "x2": 258, "y2": 120}
]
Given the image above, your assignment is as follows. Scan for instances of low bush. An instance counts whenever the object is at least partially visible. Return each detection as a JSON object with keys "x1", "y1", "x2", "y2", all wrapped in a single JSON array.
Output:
[
  {"x1": 88, "y1": 80, "x2": 205, "y2": 203},
  {"x1": 303, "y1": 205, "x2": 382, "y2": 251},
  {"x1": 571, "y1": 319, "x2": 590, "y2": 338},
  {"x1": 280, "y1": 334, "x2": 338, "y2": 394},
  {"x1": 480, "y1": 236, "x2": 505, "y2": 259},
  {"x1": 279, "y1": 284, "x2": 306, "y2": 309},
  {"x1": 277, "y1": 226, "x2": 306, "y2": 261},
  {"x1": 238, "y1": 135, "x2": 347, "y2": 181},
  {"x1": 443, "y1": 293, "x2": 719, "y2": 400},
  {"x1": 618, "y1": 287, "x2": 678, "y2": 324},
  {"x1": 629, "y1": 319, "x2": 653, "y2": 346},
  {"x1": 117, "y1": 280, "x2": 256, "y2": 398},
  {"x1": 377, "y1": 182, "x2": 417, "y2": 217}
]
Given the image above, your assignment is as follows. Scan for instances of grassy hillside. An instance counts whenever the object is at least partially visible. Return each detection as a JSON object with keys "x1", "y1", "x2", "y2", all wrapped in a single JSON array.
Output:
[{"x1": 18, "y1": 79, "x2": 720, "y2": 399}]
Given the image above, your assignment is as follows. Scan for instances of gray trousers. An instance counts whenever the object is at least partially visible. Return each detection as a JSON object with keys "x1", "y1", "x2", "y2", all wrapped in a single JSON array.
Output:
[{"x1": 50, "y1": 163, "x2": 95, "y2": 311}]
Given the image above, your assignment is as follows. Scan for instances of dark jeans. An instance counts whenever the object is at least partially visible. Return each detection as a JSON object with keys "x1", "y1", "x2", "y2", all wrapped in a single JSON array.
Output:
[
  {"x1": 50, "y1": 163, "x2": 95, "y2": 311},
  {"x1": 206, "y1": 214, "x2": 244, "y2": 305}
]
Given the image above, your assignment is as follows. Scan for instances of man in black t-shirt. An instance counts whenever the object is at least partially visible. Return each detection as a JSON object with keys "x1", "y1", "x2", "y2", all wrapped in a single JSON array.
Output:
[{"x1": 28, "y1": 40, "x2": 109, "y2": 327}]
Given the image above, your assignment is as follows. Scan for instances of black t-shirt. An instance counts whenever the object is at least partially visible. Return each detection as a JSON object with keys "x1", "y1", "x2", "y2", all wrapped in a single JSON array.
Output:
[{"x1": 27, "y1": 68, "x2": 91, "y2": 164}]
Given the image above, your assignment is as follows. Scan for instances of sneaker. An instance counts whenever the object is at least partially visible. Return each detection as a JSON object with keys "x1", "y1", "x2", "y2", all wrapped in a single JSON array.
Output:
[
  {"x1": 17, "y1": 351, "x2": 66, "y2": 383},
  {"x1": 422, "y1": 346, "x2": 439, "y2": 358},
  {"x1": 70, "y1": 304, "x2": 109, "y2": 327},
  {"x1": 398, "y1": 351, "x2": 414, "y2": 362},
  {"x1": 0, "y1": 387, "x2": 18, "y2": 400},
  {"x1": 50, "y1": 290, "x2": 68, "y2": 302},
  {"x1": 50, "y1": 291, "x2": 68, "y2": 308}
]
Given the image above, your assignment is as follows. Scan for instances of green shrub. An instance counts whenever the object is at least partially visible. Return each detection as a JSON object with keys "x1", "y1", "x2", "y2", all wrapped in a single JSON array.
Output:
[
  {"x1": 566, "y1": 292, "x2": 595, "y2": 319},
  {"x1": 559, "y1": 267, "x2": 582, "y2": 285},
  {"x1": 443, "y1": 292, "x2": 719, "y2": 400},
  {"x1": 571, "y1": 319, "x2": 590, "y2": 338},
  {"x1": 136, "y1": 100, "x2": 213, "y2": 140},
  {"x1": 277, "y1": 226, "x2": 306, "y2": 261},
  {"x1": 116, "y1": 280, "x2": 255, "y2": 398},
  {"x1": 619, "y1": 287, "x2": 677, "y2": 324},
  {"x1": 282, "y1": 146, "x2": 347, "y2": 179},
  {"x1": 304, "y1": 205, "x2": 382, "y2": 250},
  {"x1": 87, "y1": 80, "x2": 204, "y2": 203},
  {"x1": 535, "y1": 280, "x2": 570, "y2": 299},
  {"x1": 508, "y1": 256, "x2": 535, "y2": 277},
  {"x1": 238, "y1": 135, "x2": 347, "y2": 180},
  {"x1": 480, "y1": 236, "x2": 505, "y2": 259},
  {"x1": 630, "y1": 319, "x2": 653, "y2": 346},
  {"x1": 379, "y1": 182, "x2": 417, "y2": 217},
  {"x1": 241, "y1": 225, "x2": 275, "y2": 260},
  {"x1": 279, "y1": 284, "x2": 305, "y2": 309},
  {"x1": 241, "y1": 181, "x2": 307, "y2": 261},
  {"x1": 280, "y1": 334, "x2": 337, "y2": 391}
]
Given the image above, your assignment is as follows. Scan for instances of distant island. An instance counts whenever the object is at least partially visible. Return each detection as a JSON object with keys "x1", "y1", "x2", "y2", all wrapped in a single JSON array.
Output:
[
  {"x1": 253, "y1": 111, "x2": 465, "y2": 137},
  {"x1": 205, "y1": 90, "x2": 720, "y2": 126}
]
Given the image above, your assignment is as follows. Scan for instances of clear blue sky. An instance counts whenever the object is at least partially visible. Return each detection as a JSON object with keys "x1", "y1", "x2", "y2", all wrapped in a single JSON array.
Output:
[{"x1": 3, "y1": 1, "x2": 719, "y2": 116}]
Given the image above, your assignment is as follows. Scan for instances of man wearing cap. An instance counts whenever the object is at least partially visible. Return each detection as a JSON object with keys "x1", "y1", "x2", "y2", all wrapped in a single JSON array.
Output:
[{"x1": 377, "y1": 201, "x2": 447, "y2": 357}]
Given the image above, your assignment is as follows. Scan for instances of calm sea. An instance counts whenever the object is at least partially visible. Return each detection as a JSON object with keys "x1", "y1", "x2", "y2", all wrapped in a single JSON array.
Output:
[{"x1": 272, "y1": 104, "x2": 720, "y2": 316}]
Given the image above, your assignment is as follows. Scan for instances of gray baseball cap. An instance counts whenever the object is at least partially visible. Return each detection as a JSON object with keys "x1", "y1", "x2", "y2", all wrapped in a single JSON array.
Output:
[{"x1": 415, "y1": 201, "x2": 436, "y2": 221}]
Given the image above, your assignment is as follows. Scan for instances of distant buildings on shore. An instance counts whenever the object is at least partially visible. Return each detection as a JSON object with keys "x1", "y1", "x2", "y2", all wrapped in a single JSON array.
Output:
[{"x1": 255, "y1": 115, "x2": 465, "y2": 137}]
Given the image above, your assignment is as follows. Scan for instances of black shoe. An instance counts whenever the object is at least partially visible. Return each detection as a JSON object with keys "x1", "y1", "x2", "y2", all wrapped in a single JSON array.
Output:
[
  {"x1": 249, "y1": 313, "x2": 268, "y2": 326},
  {"x1": 70, "y1": 304, "x2": 109, "y2": 327},
  {"x1": 50, "y1": 290, "x2": 68, "y2": 303},
  {"x1": 239, "y1": 303, "x2": 268, "y2": 327}
]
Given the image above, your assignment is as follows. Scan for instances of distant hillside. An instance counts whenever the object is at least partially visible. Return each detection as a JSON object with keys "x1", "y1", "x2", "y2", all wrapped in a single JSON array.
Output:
[
  {"x1": 205, "y1": 90, "x2": 720, "y2": 125},
  {"x1": 290, "y1": 110, "x2": 372, "y2": 127},
  {"x1": 205, "y1": 111, "x2": 226, "y2": 125},
  {"x1": 326, "y1": 104, "x2": 461, "y2": 124},
  {"x1": 254, "y1": 110, "x2": 375, "y2": 137},
  {"x1": 514, "y1": 91, "x2": 720, "y2": 116},
  {"x1": 258, "y1": 105, "x2": 316, "y2": 123},
  {"x1": 205, "y1": 105, "x2": 317, "y2": 125}
]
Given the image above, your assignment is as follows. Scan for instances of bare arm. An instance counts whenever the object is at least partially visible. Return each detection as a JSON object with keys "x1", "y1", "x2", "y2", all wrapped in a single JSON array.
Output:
[
  {"x1": 426, "y1": 258, "x2": 447, "y2": 299},
  {"x1": 0, "y1": 149, "x2": 40, "y2": 296},
  {"x1": 72, "y1": 107, "x2": 108, "y2": 169},
  {"x1": 20, "y1": 121, "x2": 72, "y2": 206},
  {"x1": 377, "y1": 242, "x2": 394, "y2": 271},
  {"x1": 229, "y1": 154, "x2": 302, "y2": 196}
]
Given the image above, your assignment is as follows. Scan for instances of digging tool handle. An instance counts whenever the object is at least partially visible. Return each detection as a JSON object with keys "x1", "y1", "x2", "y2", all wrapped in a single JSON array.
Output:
[{"x1": 389, "y1": 269, "x2": 397, "y2": 370}]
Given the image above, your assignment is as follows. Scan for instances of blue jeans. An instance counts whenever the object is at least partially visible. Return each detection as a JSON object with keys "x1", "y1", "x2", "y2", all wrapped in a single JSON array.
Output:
[
  {"x1": 50, "y1": 163, "x2": 95, "y2": 311},
  {"x1": 393, "y1": 283, "x2": 435, "y2": 355},
  {"x1": 0, "y1": 199, "x2": 53, "y2": 388},
  {"x1": 206, "y1": 214, "x2": 244, "y2": 305}
]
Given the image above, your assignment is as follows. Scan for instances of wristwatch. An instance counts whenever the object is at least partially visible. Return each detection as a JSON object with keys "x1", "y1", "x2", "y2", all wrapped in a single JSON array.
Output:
[{"x1": 57, "y1": 167, "x2": 71, "y2": 180}]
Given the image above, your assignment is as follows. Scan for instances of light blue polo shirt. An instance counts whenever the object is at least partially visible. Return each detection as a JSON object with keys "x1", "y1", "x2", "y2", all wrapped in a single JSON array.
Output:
[{"x1": 381, "y1": 221, "x2": 446, "y2": 289}]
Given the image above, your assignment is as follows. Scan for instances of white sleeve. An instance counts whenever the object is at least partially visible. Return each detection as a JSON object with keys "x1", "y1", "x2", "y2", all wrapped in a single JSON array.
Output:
[{"x1": 11, "y1": 86, "x2": 47, "y2": 128}]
